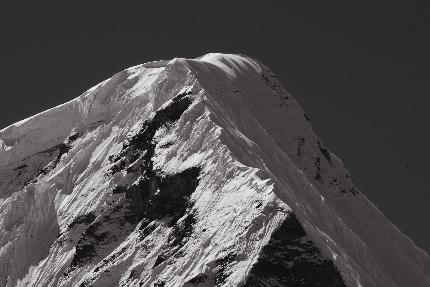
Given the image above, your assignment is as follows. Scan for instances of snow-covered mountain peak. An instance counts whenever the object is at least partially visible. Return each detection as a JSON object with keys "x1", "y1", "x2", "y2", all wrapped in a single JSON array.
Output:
[
  {"x1": 190, "y1": 53, "x2": 262, "y2": 78},
  {"x1": 0, "y1": 54, "x2": 429, "y2": 287}
]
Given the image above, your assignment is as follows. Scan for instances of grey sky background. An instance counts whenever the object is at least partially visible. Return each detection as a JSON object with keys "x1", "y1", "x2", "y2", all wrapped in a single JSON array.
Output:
[{"x1": 1, "y1": 1, "x2": 429, "y2": 252}]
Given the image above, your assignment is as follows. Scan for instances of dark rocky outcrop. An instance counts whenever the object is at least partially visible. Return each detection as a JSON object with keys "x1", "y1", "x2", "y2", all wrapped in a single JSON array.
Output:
[
  {"x1": 244, "y1": 213, "x2": 346, "y2": 287},
  {"x1": 67, "y1": 91, "x2": 201, "y2": 280}
]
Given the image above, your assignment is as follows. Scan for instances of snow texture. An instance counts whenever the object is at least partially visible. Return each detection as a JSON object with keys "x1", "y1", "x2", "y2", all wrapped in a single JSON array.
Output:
[{"x1": 0, "y1": 53, "x2": 429, "y2": 287}]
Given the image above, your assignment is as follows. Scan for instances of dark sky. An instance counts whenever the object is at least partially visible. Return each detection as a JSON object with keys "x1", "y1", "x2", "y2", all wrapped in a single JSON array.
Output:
[{"x1": 1, "y1": 1, "x2": 429, "y2": 252}]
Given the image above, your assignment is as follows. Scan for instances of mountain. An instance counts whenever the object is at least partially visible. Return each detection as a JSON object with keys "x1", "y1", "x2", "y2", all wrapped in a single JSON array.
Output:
[{"x1": 0, "y1": 53, "x2": 428, "y2": 287}]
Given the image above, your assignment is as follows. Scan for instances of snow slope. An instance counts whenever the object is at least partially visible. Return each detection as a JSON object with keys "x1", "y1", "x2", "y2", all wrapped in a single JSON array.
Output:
[{"x1": 0, "y1": 53, "x2": 429, "y2": 287}]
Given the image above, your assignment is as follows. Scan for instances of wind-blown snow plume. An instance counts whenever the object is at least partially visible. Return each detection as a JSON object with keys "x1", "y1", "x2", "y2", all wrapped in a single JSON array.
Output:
[{"x1": 0, "y1": 54, "x2": 428, "y2": 287}]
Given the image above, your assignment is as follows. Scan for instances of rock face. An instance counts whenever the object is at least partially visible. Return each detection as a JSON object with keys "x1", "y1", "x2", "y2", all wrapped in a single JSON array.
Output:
[{"x1": 0, "y1": 53, "x2": 429, "y2": 287}]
